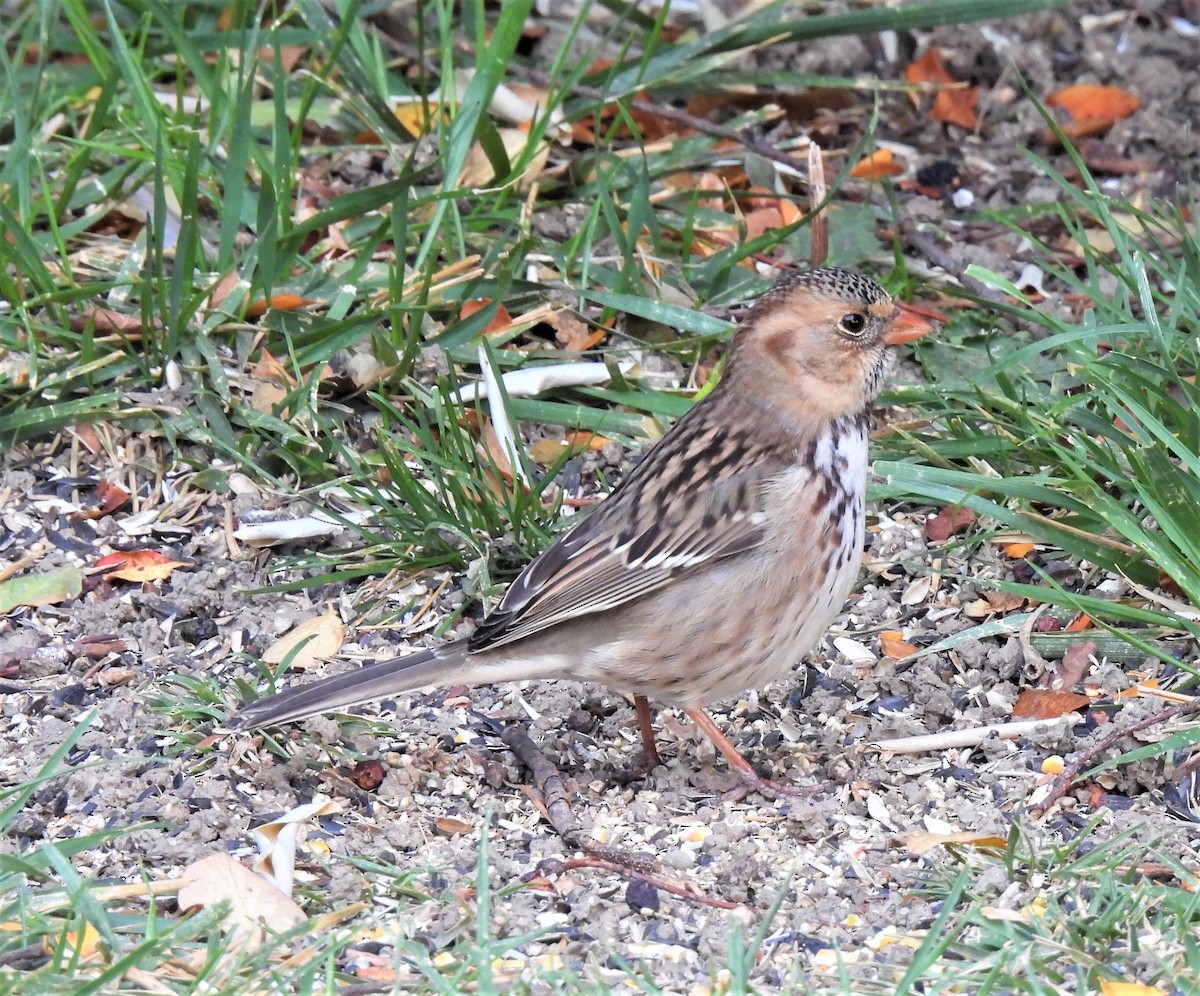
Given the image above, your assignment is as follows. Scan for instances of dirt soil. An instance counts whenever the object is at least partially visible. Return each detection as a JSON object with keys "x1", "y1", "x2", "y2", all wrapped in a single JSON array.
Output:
[{"x1": 2, "y1": 2, "x2": 1198, "y2": 990}]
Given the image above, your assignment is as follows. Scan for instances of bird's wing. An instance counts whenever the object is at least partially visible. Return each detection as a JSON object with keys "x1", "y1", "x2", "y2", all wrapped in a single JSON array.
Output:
[{"x1": 468, "y1": 411, "x2": 794, "y2": 652}]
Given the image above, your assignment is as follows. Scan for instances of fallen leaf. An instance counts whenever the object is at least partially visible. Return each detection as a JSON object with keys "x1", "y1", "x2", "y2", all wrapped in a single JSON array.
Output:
[
  {"x1": 742, "y1": 204, "x2": 785, "y2": 240},
  {"x1": 903, "y1": 48, "x2": 978, "y2": 129},
  {"x1": 179, "y1": 852, "x2": 306, "y2": 951},
  {"x1": 95, "y1": 550, "x2": 190, "y2": 583},
  {"x1": 1065, "y1": 613, "x2": 1095, "y2": 632},
  {"x1": 1011, "y1": 688, "x2": 1091, "y2": 720},
  {"x1": 245, "y1": 293, "x2": 316, "y2": 318},
  {"x1": 262, "y1": 610, "x2": 345, "y2": 671},
  {"x1": 925, "y1": 507, "x2": 975, "y2": 542},
  {"x1": 850, "y1": 148, "x2": 904, "y2": 180},
  {"x1": 907, "y1": 831, "x2": 1007, "y2": 855},
  {"x1": 1048, "y1": 640, "x2": 1098, "y2": 688},
  {"x1": 434, "y1": 816, "x2": 474, "y2": 836},
  {"x1": 460, "y1": 297, "x2": 514, "y2": 337},
  {"x1": 1097, "y1": 982, "x2": 1167, "y2": 996},
  {"x1": 0, "y1": 566, "x2": 84, "y2": 612},
  {"x1": 250, "y1": 796, "x2": 342, "y2": 896},
  {"x1": 546, "y1": 311, "x2": 602, "y2": 351},
  {"x1": 1115, "y1": 678, "x2": 1158, "y2": 700},
  {"x1": 879, "y1": 631, "x2": 918, "y2": 658},
  {"x1": 1045, "y1": 84, "x2": 1139, "y2": 140},
  {"x1": 54, "y1": 923, "x2": 102, "y2": 962}
]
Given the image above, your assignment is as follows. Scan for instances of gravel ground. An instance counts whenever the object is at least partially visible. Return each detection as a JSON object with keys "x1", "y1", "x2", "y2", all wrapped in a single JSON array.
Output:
[{"x1": 2, "y1": 2, "x2": 1198, "y2": 989}]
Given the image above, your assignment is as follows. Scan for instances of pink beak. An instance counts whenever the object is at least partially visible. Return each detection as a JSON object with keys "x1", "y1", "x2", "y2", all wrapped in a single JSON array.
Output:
[{"x1": 882, "y1": 300, "x2": 942, "y2": 345}]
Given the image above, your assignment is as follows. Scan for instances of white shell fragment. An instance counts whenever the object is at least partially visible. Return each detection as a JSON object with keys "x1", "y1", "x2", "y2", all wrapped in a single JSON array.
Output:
[{"x1": 449, "y1": 361, "x2": 630, "y2": 404}]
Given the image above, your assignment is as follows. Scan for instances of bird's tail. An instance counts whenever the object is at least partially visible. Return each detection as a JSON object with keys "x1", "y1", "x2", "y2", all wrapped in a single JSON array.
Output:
[{"x1": 232, "y1": 641, "x2": 477, "y2": 730}]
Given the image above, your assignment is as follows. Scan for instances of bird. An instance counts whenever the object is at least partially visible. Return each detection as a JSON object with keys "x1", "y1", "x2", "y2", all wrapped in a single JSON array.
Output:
[{"x1": 232, "y1": 266, "x2": 936, "y2": 798}]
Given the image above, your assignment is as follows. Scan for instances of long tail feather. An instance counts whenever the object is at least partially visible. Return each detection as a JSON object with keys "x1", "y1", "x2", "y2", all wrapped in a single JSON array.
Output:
[{"x1": 232, "y1": 642, "x2": 466, "y2": 729}]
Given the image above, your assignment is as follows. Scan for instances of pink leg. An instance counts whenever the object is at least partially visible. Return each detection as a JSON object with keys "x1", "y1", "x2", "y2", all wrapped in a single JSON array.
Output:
[{"x1": 685, "y1": 707, "x2": 819, "y2": 800}]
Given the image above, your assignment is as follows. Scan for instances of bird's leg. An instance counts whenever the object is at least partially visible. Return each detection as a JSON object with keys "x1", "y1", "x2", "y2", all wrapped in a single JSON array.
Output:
[
  {"x1": 634, "y1": 695, "x2": 662, "y2": 771},
  {"x1": 684, "y1": 707, "x2": 820, "y2": 801}
]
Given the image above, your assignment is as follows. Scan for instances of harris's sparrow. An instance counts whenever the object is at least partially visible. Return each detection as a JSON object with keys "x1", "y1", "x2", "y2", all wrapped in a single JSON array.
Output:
[{"x1": 233, "y1": 266, "x2": 936, "y2": 797}]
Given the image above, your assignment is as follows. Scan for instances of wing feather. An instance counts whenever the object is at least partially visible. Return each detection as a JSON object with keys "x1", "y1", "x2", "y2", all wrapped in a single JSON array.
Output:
[{"x1": 468, "y1": 403, "x2": 799, "y2": 652}]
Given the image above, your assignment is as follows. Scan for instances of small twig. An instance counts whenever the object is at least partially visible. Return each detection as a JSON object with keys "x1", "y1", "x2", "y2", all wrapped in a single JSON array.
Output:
[
  {"x1": 899, "y1": 220, "x2": 1012, "y2": 307},
  {"x1": 499, "y1": 724, "x2": 655, "y2": 870},
  {"x1": 1030, "y1": 699, "x2": 1200, "y2": 818},
  {"x1": 0, "y1": 542, "x2": 48, "y2": 584},
  {"x1": 527, "y1": 69, "x2": 817, "y2": 180},
  {"x1": 875, "y1": 716, "x2": 1072, "y2": 754},
  {"x1": 807, "y1": 141, "x2": 828, "y2": 266},
  {"x1": 501, "y1": 724, "x2": 742, "y2": 907},
  {"x1": 373, "y1": 32, "x2": 818, "y2": 183}
]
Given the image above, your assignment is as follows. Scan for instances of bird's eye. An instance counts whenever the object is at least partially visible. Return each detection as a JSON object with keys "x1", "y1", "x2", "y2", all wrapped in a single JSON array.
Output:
[{"x1": 839, "y1": 313, "x2": 867, "y2": 336}]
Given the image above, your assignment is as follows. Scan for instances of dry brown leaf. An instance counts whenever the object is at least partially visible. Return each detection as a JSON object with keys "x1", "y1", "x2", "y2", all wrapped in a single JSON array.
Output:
[
  {"x1": 55, "y1": 923, "x2": 102, "y2": 962},
  {"x1": 178, "y1": 853, "x2": 305, "y2": 952},
  {"x1": 925, "y1": 507, "x2": 975, "y2": 542},
  {"x1": 435, "y1": 816, "x2": 474, "y2": 836},
  {"x1": 545, "y1": 311, "x2": 601, "y2": 351},
  {"x1": 69, "y1": 479, "x2": 130, "y2": 520},
  {"x1": 904, "y1": 48, "x2": 952, "y2": 88},
  {"x1": 262, "y1": 610, "x2": 345, "y2": 671},
  {"x1": 1049, "y1": 640, "x2": 1098, "y2": 688},
  {"x1": 1011, "y1": 688, "x2": 1091, "y2": 720},
  {"x1": 982, "y1": 589, "x2": 1027, "y2": 614},
  {"x1": 934, "y1": 87, "x2": 979, "y2": 130},
  {"x1": 458, "y1": 128, "x2": 550, "y2": 190},
  {"x1": 850, "y1": 148, "x2": 904, "y2": 180},
  {"x1": 742, "y1": 204, "x2": 785, "y2": 240}
]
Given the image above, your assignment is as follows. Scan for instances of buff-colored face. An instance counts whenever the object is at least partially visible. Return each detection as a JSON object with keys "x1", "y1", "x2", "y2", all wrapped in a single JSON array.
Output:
[{"x1": 734, "y1": 268, "x2": 935, "y2": 420}]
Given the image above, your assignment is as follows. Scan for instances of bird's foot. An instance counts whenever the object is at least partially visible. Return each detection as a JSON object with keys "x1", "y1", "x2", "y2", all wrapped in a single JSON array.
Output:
[{"x1": 685, "y1": 706, "x2": 820, "y2": 803}]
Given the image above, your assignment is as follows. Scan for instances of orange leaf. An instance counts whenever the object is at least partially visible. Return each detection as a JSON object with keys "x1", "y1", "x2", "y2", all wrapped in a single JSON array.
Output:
[
  {"x1": 933, "y1": 88, "x2": 978, "y2": 130},
  {"x1": 850, "y1": 148, "x2": 904, "y2": 180},
  {"x1": 245, "y1": 294, "x2": 316, "y2": 318},
  {"x1": 1116, "y1": 679, "x2": 1158, "y2": 700},
  {"x1": 460, "y1": 298, "x2": 514, "y2": 336},
  {"x1": 1064, "y1": 614, "x2": 1094, "y2": 632},
  {"x1": 1011, "y1": 689, "x2": 1091, "y2": 720},
  {"x1": 904, "y1": 48, "x2": 978, "y2": 129},
  {"x1": 742, "y1": 204, "x2": 785, "y2": 240},
  {"x1": 96, "y1": 550, "x2": 190, "y2": 583},
  {"x1": 904, "y1": 48, "x2": 954, "y2": 86},
  {"x1": 879, "y1": 631, "x2": 918, "y2": 658},
  {"x1": 1002, "y1": 541, "x2": 1036, "y2": 558},
  {"x1": 778, "y1": 198, "x2": 803, "y2": 226},
  {"x1": 68, "y1": 479, "x2": 130, "y2": 521},
  {"x1": 1046, "y1": 84, "x2": 1139, "y2": 140}
]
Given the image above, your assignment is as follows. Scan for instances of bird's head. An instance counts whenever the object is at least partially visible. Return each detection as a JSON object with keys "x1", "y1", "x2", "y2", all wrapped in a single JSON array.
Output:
[{"x1": 730, "y1": 266, "x2": 937, "y2": 421}]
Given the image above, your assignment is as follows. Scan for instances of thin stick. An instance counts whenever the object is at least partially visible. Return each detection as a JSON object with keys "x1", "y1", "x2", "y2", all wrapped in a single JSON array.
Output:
[
  {"x1": 807, "y1": 142, "x2": 828, "y2": 266},
  {"x1": 1030, "y1": 700, "x2": 1200, "y2": 817}
]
